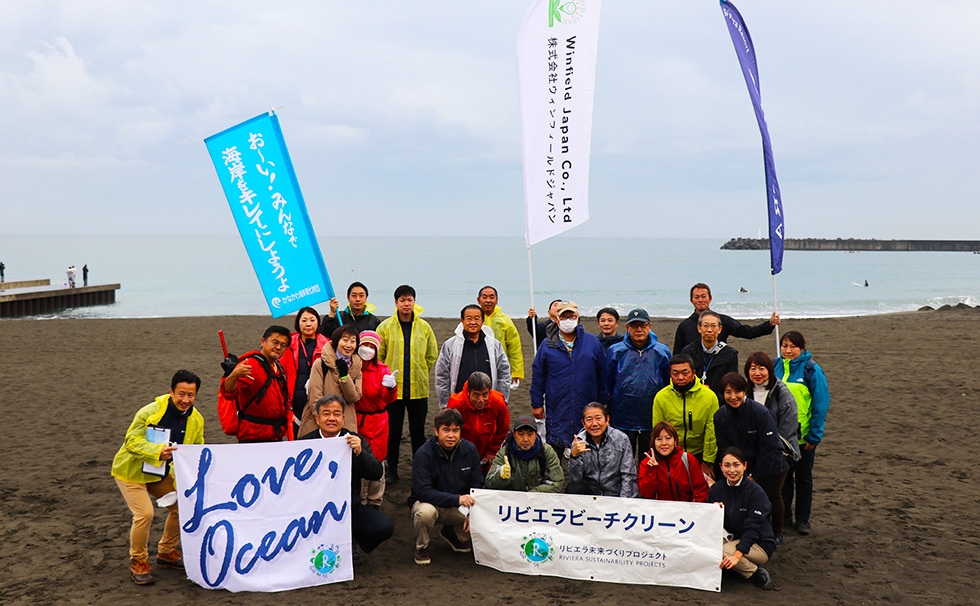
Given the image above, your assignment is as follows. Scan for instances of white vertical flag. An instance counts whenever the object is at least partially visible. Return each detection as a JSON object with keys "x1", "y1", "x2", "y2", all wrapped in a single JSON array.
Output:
[{"x1": 518, "y1": 0, "x2": 602, "y2": 246}]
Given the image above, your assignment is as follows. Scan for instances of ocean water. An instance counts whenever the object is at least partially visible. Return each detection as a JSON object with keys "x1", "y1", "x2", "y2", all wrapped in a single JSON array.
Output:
[{"x1": 1, "y1": 235, "x2": 977, "y2": 320}]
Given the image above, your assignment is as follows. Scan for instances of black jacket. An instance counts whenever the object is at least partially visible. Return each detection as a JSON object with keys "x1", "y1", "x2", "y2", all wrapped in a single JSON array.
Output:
[
  {"x1": 319, "y1": 310, "x2": 382, "y2": 339},
  {"x1": 681, "y1": 341, "x2": 739, "y2": 397},
  {"x1": 410, "y1": 436, "x2": 484, "y2": 508},
  {"x1": 672, "y1": 311, "x2": 775, "y2": 355},
  {"x1": 713, "y1": 398, "x2": 788, "y2": 480},
  {"x1": 300, "y1": 428, "x2": 383, "y2": 509},
  {"x1": 597, "y1": 333, "x2": 625, "y2": 352},
  {"x1": 708, "y1": 477, "x2": 777, "y2": 557},
  {"x1": 525, "y1": 317, "x2": 553, "y2": 348}
]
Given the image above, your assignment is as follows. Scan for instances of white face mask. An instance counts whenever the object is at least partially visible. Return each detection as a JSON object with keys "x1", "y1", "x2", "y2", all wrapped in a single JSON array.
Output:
[
  {"x1": 357, "y1": 346, "x2": 376, "y2": 361},
  {"x1": 559, "y1": 319, "x2": 578, "y2": 334}
]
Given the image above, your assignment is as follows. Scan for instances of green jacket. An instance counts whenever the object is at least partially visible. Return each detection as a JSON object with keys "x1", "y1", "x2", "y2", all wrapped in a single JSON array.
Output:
[
  {"x1": 485, "y1": 438, "x2": 563, "y2": 493},
  {"x1": 485, "y1": 307, "x2": 525, "y2": 379},
  {"x1": 376, "y1": 311, "x2": 439, "y2": 399},
  {"x1": 110, "y1": 395, "x2": 205, "y2": 484},
  {"x1": 652, "y1": 378, "x2": 718, "y2": 464}
]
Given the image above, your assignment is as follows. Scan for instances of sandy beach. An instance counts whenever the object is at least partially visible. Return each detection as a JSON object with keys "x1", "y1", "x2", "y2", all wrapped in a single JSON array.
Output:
[{"x1": 1, "y1": 309, "x2": 978, "y2": 605}]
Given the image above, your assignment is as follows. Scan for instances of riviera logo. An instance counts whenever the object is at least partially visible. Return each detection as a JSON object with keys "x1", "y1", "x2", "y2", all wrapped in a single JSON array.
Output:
[
  {"x1": 548, "y1": 0, "x2": 586, "y2": 27},
  {"x1": 309, "y1": 543, "x2": 340, "y2": 576},
  {"x1": 520, "y1": 532, "x2": 554, "y2": 565},
  {"x1": 271, "y1": 297, "x2": 282, "y2": 309}
]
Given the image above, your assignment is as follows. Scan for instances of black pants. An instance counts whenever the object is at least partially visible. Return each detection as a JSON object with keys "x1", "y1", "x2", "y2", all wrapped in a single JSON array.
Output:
[
  {"x1": 622, "y1": 430, "x2": 653, "y2": 462},
  {"x1": 756, "y1": 469, "x2": 789, "y2": 535},
  {"x1": 351, "y1": 505, "x2": 394, "y2": 553},
  {"x1": 386, "y1": 398, "x2": 428, "y2": 470}
]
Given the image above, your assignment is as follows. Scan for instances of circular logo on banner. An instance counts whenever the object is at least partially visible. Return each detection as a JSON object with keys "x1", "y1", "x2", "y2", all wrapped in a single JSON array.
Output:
[
  {"x1": 271, "y1": 297, "x2": 282, "y2": 309},
  {"x1": 520, "y1": 533, "x2": 553, "y2": 565},
  {"x1": 310, "y1": 543, "x2": 340, "y2": 576},
  {"x1": 555, "y1": 0, "x2": 586, "y2": 24}
]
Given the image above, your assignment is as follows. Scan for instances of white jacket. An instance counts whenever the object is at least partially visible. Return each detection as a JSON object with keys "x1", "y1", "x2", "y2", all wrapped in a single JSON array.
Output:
[{"x1": 435, "y1": 324, "x2": 511, "y2": 408}]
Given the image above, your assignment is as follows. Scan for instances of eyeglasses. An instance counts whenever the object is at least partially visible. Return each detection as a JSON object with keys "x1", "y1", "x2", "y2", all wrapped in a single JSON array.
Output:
[
  {"x1": 268, "y1": 340, "x2": 288, "y2": 350},
  {"x1": 699, "y1": 323, "x2": 721, "y2": 329}
]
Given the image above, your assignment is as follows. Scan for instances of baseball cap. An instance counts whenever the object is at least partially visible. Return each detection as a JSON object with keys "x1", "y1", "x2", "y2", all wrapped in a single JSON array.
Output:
[
  {"x1": 512, "y1": 415, "x2": 537, "y2": 432},
  {"x1": 625, "y1": 309, "x2": 651, "y2": 324},
  {"x1": 555, "y1": 300, "x2": 578, "y2": 316}
]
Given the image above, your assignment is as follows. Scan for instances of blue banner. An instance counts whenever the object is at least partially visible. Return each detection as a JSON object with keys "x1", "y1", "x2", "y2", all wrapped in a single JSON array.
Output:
[
  {"x1": 205, "y1": 112, "x2": 334, "y2": 316},
  {"x1": 720, "y1": 1, "x2": 784, "y2": 275}
]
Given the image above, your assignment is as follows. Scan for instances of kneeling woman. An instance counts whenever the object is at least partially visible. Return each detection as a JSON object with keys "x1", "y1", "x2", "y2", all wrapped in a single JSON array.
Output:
[
  {"x1": 709, "y1": 447, "x2": 777, "y2": 590},
  {"x1": 638, "y1": 421, "x2": 709, "y2": 502}
]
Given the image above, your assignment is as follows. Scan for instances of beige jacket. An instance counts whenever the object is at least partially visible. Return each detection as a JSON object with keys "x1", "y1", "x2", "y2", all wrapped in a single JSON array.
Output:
[{"x1": 299, "y1": 341, "x2": 362, "y2": 436}]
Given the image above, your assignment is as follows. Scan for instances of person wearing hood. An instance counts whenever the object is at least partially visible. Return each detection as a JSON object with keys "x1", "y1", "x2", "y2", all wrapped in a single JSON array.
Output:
[
  {"x1": 651, "y1": 354, "x2": 718, "y2": 480},
  {"x1": 354, "y1": 330, "x2": 398, "y2": 508},
  {"x1": 299, "y1": 324, "x2": 363, "y2": 436},
  {"x1": 775, "y1": 330, "x2": 830, "y2": 537},
  {"x1": 377, "y1": 285, "x2": 439, "y2": 483},
  {"x1": 604, "y1": 308, "x2": 672, "y2": 458},
  {"x1": 478, "y1": 286, "x2": 525, "y2": 386},
  {"x1": 434, "y1": 304, "x2": 511, "y2": 409},
  {"x1": 638, "y1": 421, "x2": 709, "y2": 502},
  {"x1": 111, "y1": 370, "x2": 204, "y2": 585},
  {"x1": 319, "y1": 281, "x2": 382, "y2": 337},
  {"x1": 681, "y1": 310, "x2": 740, "y2": 398},
  {"x1": 529, "y1": 301, "x2": 607, "y2": 454},
  {"x1": 485, "y1": 415, "x2": 563, "y2": 492},
  {"x1": 447, "y1": 372, "x2": 510, "y2": 474}
]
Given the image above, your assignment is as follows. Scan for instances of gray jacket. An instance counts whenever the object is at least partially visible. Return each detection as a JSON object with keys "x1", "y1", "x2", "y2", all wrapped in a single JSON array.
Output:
[
  {"x1": 749, "y1": 379, "x2": 801, "y2": 461},
  {"x1": 567, "y1": 426, "x2": 638, "y2": 498},
  {"x1": 435, "y1": 324, "x2": 511, "y2": 408}
]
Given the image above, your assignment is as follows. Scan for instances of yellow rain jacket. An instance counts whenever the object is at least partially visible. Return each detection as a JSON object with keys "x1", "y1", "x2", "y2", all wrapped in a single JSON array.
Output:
[
  {"x1": 110, "y1": 394, "x2": 205, "y2": 484},
  {"x1": 485, "y1": 306, "x2": 525, "y2": 380},
  {"x1": 377, "y1": 306, "x2": 439, "y2": 399}
]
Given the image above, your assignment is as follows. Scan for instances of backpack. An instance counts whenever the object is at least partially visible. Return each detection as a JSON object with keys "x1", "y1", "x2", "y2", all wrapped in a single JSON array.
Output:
[{"x1": 218, "y1": 352, "x2": 287, "y2": 438}]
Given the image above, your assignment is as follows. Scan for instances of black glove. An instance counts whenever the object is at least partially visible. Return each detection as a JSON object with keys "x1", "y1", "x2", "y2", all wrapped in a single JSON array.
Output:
[
  {"x1": 335, "y1": 358, "x2": 349, "y2": 379},
  {"x1": 220, "y1": 354, "x2": 240, "y2": 377}
]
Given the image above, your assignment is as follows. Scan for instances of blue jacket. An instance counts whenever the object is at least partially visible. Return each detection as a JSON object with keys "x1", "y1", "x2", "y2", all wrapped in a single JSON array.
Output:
[
  {"x1": 708, "y1": 477, "x2": 777, "y2": 558},
  {"x1": 714, "y1": 398, "x2": 789, "y2": 480},
  {"x1": 410, "y1": 436, "x2": 484, "y2": 509},
  {"x1": 530, "y1": 323, "x2": 607, "y2": 450},
  {"x1": 775, "y1": 350, "x2": 830, "y2": 445},
  {"x1": 604, "y1": 335, "x2": 671, "y2": 431}
]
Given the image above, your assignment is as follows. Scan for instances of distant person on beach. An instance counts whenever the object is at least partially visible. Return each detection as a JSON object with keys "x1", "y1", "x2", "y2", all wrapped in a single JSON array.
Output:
[
  {"x1": 526, "y1": 298, "x2": 561, "y2": 348},
  {"x1": 111, "y1": 370, "x2": 204, "y2": 585},
  {"x1": 320, "y1": 281, "x2": 382, "y2": 337},
  {"x1": 409, "y1": 408, "x2": 483, "y2": 565},
  {"x1": 83, "y1": 264, "x2": 88, "y2": 286},
  {"x1": 300, "y1": 395, "x2": 394, "y2": 565},
  {"x1": 709, "y1": 447, "x2": 778, "y2": 590},
  {"x1": 775, "y1": 330, "x2": 830, "y2": 537},
  {"x1": 220, "y1": 325, "x2": 291, "y2": 442},
  {"x1": 434, "y1": 304, "x2": 510, "y2": 409},
  {"x1": 67, "y1": 265, "x2": 76, "y2": 288},
  {"x1": 672, "y1": 283, "x2": 779, "y2": 354},
  {"x1": 1, "y1": 261, "x2": 5, "y2": 282},
  {"x1": 353, "y1": 330, "x2": 398, "y2": 508},
  {"x1": 377, "y1": 285, "x2": 438, "y2": 484},
  {"x1": 478, "y1": 285, "x2": 525, "y2": 387},
  {"x1": 604, "y1": 308, "x2": 671, "y2": 458},
  {"x1": 681, "y1": 310, "x2": 740, "y2": 397},
  {"x1": 281, "y1": 307, "x2": 328, "y2": 429},
  {"x1": 300, "y1": 325, "x2": 363, "y2": 437},
  {"x1": 638, "y1": 421, "x2": 709, "y2": 502},
  {"x1": 485, "y1": 415, "x2": 564, "y2": 492},
  {"x1": 652, "y1": 354, "x2": 718, "y2": 479},
  {"x1": 566, "y1": 403, "x2": 638, "y2": 497},
  {"x1": 596, "y1": 307, "x2": 624, "y2": 352},
  {"x1": 448, "y1": 371, "x2": 510, "y2": 475},
  {"x1": 529, "y1": 301, "x2": 606, "y2": 455}
]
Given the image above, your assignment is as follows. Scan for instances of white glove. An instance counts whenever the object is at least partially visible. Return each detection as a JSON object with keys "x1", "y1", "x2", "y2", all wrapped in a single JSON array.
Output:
[
  {"x1": 510, "y1": 379, "x2": 521, "y2": 390},
  {"x1": 382, "y1": 374, "x2": 397, "y2": 389},
  {"x1": 500, "y1": 456, "x2": 511, "y2": 480}
]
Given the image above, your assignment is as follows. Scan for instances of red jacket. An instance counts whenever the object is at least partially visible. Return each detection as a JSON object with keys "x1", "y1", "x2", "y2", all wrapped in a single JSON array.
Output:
[
  {"x1": 638, "y1": 447, "x2": 709, "y2": 502},
  {"x1": 220, "y1": 351, "x2": 290, "y2": 442},
  {"x1": 447, "y1": 382, "x2": 510, "y2": 461},
  {"x1": 281, "y1": 333, "x2": 328, "y2": 402},
  {"x1": 355, "y1": 359, "x2": 398, "y2": 461}
]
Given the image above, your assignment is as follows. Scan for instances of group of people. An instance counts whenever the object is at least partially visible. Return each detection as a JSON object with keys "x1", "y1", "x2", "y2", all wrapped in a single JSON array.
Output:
[
  {"x1": 111, "y1": 281, "x2": 829, "y2": 591},
  {"x1": 65, "y1": 264, "x2": 88, "y2": 287}
]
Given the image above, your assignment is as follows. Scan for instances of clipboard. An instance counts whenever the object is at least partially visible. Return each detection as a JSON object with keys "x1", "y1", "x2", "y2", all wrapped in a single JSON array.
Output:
[{"x1": 142, "y1": 426, "x2": 172, "y2": 477}]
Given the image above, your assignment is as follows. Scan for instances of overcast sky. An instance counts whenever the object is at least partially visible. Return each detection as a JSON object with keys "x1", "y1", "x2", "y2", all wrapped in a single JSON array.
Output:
[{"x1": 2, "y1": 1, "x2": 978, "y2": 238}]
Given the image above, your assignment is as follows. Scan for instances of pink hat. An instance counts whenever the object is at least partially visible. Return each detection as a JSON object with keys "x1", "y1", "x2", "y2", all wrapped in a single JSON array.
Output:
[{"x1": 359, "y1": 330, "x2": 382, "y2": 351}]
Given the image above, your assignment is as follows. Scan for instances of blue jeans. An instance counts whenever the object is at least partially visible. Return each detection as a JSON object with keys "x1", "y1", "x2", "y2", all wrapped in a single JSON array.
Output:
[{"x1": 782, "y1": 446, "x2": 815, "y2": 524}]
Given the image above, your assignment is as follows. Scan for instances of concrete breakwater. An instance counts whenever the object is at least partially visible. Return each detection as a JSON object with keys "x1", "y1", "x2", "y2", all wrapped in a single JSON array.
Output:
[{"x1": 721, "y1": 238, "x2": 980, "y2": 252}]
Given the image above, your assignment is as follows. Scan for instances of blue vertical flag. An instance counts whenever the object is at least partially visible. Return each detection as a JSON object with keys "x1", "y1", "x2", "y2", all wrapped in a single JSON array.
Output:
[
  {"x1": 205, "y1": 111, "x2": 334, "y2": 316},
  {"x1": 720, "y1": 1, "x2": 784, "y2": 274}
]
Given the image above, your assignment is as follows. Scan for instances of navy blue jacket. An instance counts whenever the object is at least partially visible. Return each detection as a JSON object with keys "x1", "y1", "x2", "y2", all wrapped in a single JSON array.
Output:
[
  {"x1": 530, "y1": 323, "x2": 607, "y2": 450},
  {"x1": 713, "y1": 398, "x2": 788, "y2": 480},
  {"x1": 410, "y1": 436, "x2": 484, "y2": 509},
  {"x1": 604, "y1": 335, "x2": 671, "y2": 431},
  {"x1": 708, "y1": 477, "x2": 777, "y2": 557}
]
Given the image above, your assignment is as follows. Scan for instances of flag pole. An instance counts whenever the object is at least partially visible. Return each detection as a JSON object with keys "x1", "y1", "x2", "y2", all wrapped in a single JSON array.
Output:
[
  {"x1": 771, "y1": 271, "x2": 780, "y2": 352},
  {"x1": 527, "y1": 244, "x2": 538, "y2": 357}
]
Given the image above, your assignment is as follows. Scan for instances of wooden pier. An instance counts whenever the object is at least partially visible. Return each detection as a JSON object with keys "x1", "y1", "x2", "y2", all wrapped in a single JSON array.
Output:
[{"x1": 0, "y1": 280, "x2": 121, "y2": 318}]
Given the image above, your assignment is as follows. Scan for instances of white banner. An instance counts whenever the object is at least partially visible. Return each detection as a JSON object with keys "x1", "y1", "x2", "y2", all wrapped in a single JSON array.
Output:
[
  {"x1": 518, "y1": 0, "x2": 602, "y2": 246},
  {"x1": 470, "y1": 489, "x2": 724, "y2": 592},
  {"x1": 173, "y1": 440, "x2": 352, "y2": 592}
]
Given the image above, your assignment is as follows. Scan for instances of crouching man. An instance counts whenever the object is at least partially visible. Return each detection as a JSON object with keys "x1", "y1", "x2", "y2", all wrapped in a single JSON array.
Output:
[
  {"x1": 300, "y1": 395, "x2": 394, "y2": 564},
  {"x1": 409, "y1": 408, "x2": 484, "y2": 565},
  {"x1": 111, "y1": 370, "x2": 204, "y2": 585},
  {"x1": 485, "y1": 415, "x2": 563, "y2": 492}
]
